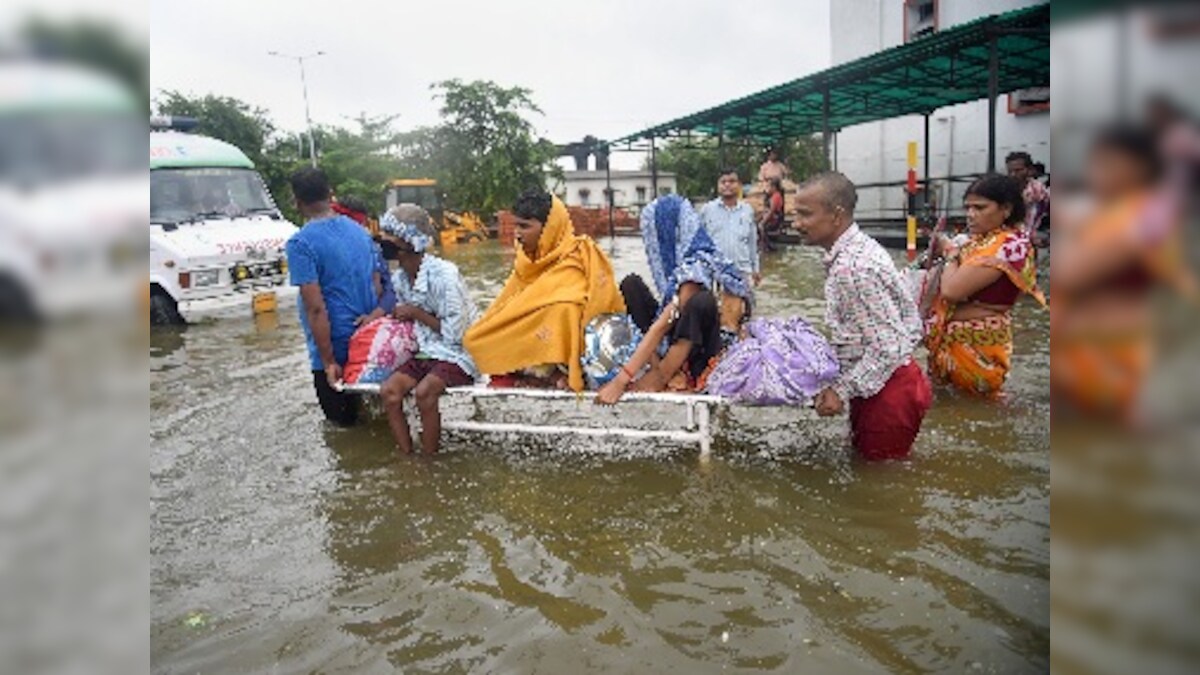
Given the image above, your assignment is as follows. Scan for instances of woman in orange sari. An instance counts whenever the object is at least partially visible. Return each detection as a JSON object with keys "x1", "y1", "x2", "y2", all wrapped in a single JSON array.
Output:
[
  {"x1": 925, "y1": 174, "x2": 1046, "y2": 396},
  {"x1": 464, "y1": 189, "x2": 625, "y2": 391},
  {"x1": 1052, "y1": 126, "x2": 1194, "y2": 422}
]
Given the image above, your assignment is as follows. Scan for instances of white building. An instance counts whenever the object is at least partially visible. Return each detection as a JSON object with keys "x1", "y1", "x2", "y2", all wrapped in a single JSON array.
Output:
[
  {"x1": 548, "y1": 170, "x2": 678, "y2": 213},
  {"x1": 829, "y1": 0, "x2": 1050, "y2": 220},
  {"x1": 1051, "y1": 6, "x2": 1200, "y2": 180}
]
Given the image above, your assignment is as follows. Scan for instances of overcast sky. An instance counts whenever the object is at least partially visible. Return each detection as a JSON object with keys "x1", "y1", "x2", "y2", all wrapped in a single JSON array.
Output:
[{"x1": 148, "y1": 0, "x2": 831, "y2": 170}]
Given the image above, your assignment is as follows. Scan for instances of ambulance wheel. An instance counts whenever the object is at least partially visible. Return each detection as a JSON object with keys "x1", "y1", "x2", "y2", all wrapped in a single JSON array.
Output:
[
  {"x1": 149, "y1": 291, "x2": 183, "y2": 326},
  {"x1": 0, "y1": 276, "x2": 36, "y2": 323}
]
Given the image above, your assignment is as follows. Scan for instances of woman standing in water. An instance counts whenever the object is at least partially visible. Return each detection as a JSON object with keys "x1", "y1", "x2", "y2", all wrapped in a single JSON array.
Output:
[
  {"x1": 1052, "y1": 126, "x2": 1195, "y2": 422},
  {"x1": 925, "y1": 174, "x2": 1046, "y2": 396}
]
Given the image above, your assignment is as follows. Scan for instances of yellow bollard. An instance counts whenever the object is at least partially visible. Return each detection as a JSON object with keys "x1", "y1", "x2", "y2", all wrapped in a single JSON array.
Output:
[{"x1": 906, "y1": 141, "x2": 918, "y2": 262}]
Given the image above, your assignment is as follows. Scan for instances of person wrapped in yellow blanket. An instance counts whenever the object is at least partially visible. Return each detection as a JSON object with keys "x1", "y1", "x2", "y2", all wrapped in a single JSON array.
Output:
[{"x1": 464, "y1": 189, "x2": 625, "y2": 391}]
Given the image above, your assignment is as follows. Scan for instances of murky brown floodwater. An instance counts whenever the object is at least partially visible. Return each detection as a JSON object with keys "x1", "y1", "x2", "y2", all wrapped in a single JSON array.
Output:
[{"x1": 151, "y1": 236, "x2": 1049, "y2": 673}]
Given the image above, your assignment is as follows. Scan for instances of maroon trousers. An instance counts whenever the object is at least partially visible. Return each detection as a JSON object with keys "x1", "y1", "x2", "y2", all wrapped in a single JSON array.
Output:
[{"x1": 848, "y1": 361, "x2": 933, "y2": 460}]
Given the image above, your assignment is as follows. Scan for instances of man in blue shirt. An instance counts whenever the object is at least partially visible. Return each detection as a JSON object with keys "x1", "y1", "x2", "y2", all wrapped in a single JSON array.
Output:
[
  {"x1": 699, "y1": 168, "x2": 762, "y2": 287},
  {"x1": 285, "y1": 167, "x2": 378, "y2": 426}
]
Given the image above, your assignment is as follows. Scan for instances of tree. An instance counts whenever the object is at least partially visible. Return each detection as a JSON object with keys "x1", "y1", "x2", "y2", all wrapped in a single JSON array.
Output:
[
  {"x1": 309, "y1": 114, "x2": 406, "y2": 214},
  {"x1": 151, "y1": 80, "x2": 561, "y2": 223},
  {"x1": 427, "y1": 79, "x2": 560, "y2": 216},
  {"x1": 648, "y1": 135, "x2": 827, "y2": 199}
]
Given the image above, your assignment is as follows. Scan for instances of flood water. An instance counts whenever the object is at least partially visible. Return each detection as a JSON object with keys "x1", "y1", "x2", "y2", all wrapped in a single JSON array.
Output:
[{"x1": 150, "y1": 236, "x2": 1049, "y2": 673}]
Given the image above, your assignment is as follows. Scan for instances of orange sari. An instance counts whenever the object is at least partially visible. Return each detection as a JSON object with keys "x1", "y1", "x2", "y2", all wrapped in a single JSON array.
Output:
[
  {"x1": 925, "y1": 227, "x2": 1046, "y2": 396},
  {"x1": 1050, "y1": 193, "x2": 1189, "y2": 419}
]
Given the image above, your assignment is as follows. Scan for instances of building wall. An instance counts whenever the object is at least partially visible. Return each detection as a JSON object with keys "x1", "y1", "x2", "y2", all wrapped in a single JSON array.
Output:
[
  {"x1": 548, "y1": 171, "x2": 678, "y2": 212},
  {"x1": 1052, "y1": 9, "x2": 1200, "y2": 179},
  {"x1": 830, "y1": 0, "x2": 1050, "y2": 220}
]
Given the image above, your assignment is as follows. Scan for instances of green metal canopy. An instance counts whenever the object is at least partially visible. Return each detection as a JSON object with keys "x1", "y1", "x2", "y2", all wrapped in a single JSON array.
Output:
[{"x1": 607, "y1": 3, "x2": 1049, "y2": 147}]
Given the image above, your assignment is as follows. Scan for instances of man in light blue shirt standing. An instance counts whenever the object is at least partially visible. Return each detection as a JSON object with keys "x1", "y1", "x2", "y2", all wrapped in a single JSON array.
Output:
[{"x1": 699, "y1": 168, "x2": 761, "y2": 287}]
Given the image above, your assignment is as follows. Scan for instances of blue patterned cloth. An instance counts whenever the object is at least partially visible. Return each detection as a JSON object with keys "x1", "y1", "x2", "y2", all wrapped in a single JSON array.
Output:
[
  {"x1": 640, "y1": 195, "x2": 753, "y2": 312},
  {"x1": 581, "y1": 313, "x2": 644, "y2": 389},
  {"x1": 380, "y1": 210, "x2": 434, "y2": 253},
  {"x1": 391, "y1": 254, "x2": 479, "y2": 378}
]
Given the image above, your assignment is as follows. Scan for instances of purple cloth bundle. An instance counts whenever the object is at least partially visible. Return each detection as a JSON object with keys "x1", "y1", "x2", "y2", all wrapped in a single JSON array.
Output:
[{"x1": 704, "y1": 317, "x2": 840, "y2": 405}]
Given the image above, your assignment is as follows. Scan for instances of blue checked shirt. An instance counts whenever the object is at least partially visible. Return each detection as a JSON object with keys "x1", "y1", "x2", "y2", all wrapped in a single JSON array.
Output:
[
  {"x1": 391, "y1": 255, "x2": 479, "y2": 378},
  {"x1": 699, "y1": 199, "x2": 760, "y2": 277}
]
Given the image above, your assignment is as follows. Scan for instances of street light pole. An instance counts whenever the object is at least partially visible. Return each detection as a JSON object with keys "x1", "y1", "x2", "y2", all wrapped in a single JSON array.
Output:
[{"x1": 268, "y1": 50, "x2": 325, "y2": 167}]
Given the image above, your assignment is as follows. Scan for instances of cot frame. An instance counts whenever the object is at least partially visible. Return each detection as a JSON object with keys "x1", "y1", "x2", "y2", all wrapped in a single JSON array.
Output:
[{"x1": 336, "y1": 383, "x2": 727, "y2": 459}]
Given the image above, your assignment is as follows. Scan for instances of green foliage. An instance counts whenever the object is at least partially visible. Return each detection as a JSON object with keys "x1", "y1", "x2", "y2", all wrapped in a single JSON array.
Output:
[
  {"x1": 152, "y1": 80, "x2": 560, "y2": 222},
  {"x1": 648, "y1": 135, "x2": 827, "y2": 199},
  {"x1": 311, "y1": 114, "x2": 405, "y2": 215},
  {"x1": 20, "y1": 17, "x2": 149, "y2": 111},
  {"x1": 425, "y1": 79, "x2": 560, "y2": 216}
]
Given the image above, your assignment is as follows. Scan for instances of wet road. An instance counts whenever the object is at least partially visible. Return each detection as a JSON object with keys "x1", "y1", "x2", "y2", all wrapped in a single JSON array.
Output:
[{"x1": 151, "y1": 236, "x2": 1049, "y2": 673}]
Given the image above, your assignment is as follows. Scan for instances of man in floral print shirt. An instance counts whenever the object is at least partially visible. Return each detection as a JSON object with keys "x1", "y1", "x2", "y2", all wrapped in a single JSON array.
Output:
[{"x1": 792, "y1": 172, "x2": 932, "y2": 460}]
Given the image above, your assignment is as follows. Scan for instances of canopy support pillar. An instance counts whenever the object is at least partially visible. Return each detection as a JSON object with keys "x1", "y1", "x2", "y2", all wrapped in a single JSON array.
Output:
[
  {"x1": 822, "y1": 85, "x2": 832, "y2": 170},
  {"x1": 987, "y1": 28, "x2": 999, "y2": 172},
  {"x1": 605, "y1": 152, "x2": 614, "y2": 239},
  {"x1": 923, "y1": 113, "x2": 932, "y2": 207},
  {"x1": 650, "y1": 137, "x2": 659, "y2": 197}
]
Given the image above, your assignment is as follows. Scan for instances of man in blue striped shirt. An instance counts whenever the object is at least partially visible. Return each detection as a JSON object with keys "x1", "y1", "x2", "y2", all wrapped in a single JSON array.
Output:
[
  {"x1": 699, "y1": 168, "x2": 762, "y2": 287},
  {"x1": 377, "y1": 204, "x2": 479, "y2": 455}
]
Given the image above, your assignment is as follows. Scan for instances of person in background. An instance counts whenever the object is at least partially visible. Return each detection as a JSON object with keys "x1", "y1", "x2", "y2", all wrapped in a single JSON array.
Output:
[
  {"x1": 1146, "y1": 93, "x2": 1200, "y2": 200},
  {"x1": 1006, "y1": 151, "x2": 1050, "y2": 239},
  {"x1": 285, "y1": 168, "x2": 379, "y2": 426},
  {"x1": 759, "y1": 177, "x2": 785, "y2": 253},
  {"x1": 377, "y1": 204, "x2": 478, "y2": 454},
  {"x1": 700, "y1": 168, "x2": 761, "y2": 287},
  {"x1": 758, "y1": 147, "x2": 789, "y2": 187},
  {"x1": 1032, "y1": 162, "x2": 1049, "y2": 187},
  {"x1": 792, "y1": 171, "x2": 931, "y2": 461},
  {"x1": 925, "y1": 174, "x2": 1046, "y2": 397},
  {"x1": 332, "y1": 194, "x2": 381, "y2": 237},
  {"x1": 465, "y1": 189, "x2": 624, "y2": 391},
  {"x1": 596, "y1": 194, "x2": 751, "y2": 404},
  {"x1": 331, "y1": 194, "x2": 396, "y2": 327}
]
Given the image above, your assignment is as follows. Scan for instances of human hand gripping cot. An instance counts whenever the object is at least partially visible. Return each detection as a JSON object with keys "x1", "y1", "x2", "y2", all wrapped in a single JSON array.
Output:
[{"x1": 595, "y1": 300, "x2": 679, "y2": 405}]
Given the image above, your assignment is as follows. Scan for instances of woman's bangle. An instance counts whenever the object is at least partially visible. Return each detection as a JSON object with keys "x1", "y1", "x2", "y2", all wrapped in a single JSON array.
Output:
[{"x1": 620, "y1": 364, "x2": 637, "y2": 381}]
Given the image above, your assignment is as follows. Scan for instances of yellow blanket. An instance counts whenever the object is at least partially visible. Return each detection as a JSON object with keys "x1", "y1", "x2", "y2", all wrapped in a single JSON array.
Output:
[{"x1": 464, "y1": 197, "x2": 625, "y2": 391}]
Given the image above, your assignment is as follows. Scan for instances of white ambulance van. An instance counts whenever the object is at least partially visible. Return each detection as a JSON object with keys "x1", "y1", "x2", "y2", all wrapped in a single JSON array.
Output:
[
  {"x1": 150, "y1": 117, "x2": 298, "y2": 324},
  {"x1": 0, "y1": 62, "x2": 145, "y2": 321}
]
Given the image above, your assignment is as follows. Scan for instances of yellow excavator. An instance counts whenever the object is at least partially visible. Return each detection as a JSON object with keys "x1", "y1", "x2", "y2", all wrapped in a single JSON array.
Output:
[{"x1": 384, "y1": 179, "x2": 489, "y2": 246}]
